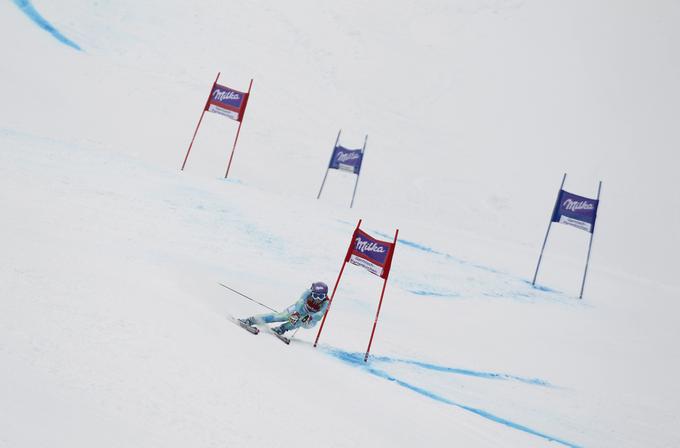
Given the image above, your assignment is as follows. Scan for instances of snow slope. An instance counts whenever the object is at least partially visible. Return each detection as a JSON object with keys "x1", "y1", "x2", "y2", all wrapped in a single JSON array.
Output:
[{"x1": 2, "y1": 1, "x2": 679, "y2": 447}]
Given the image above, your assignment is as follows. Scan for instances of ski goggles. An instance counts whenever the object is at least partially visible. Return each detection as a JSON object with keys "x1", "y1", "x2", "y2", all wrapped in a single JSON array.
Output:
[{"x1": 311, "y1": 291, "x2": 327, "y2": 300}]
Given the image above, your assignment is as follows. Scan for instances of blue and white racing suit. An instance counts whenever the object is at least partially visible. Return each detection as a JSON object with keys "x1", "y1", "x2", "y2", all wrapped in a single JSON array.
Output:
[{"x1": 251, "y1": 289, "x2": 329, "y2": 334}]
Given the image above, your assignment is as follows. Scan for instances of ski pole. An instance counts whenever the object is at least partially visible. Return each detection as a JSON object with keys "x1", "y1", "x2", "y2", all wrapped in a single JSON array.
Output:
[{"x1": 218, "y1": 283, "x2": 278, "y2": 312}]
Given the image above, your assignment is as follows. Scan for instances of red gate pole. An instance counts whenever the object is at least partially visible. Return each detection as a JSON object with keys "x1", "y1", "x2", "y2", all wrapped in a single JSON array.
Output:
[
  {"x1": 224, "y1": 78, "x2": 254, "y2": 179},
  {"x1": 181, "y1": 72, "x2": 220, "y2": 171},
  {"x1": 364, "y1": 228, "x2": 399, "y2": 362},
  {"x1": 314, "y1": 219, "x2": 362, "y2": 348}
]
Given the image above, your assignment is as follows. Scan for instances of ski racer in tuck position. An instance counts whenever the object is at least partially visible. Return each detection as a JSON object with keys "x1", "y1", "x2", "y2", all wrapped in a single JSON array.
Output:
[{"x1": 239, "y1": 282, "x2": 330, "y2": 336}]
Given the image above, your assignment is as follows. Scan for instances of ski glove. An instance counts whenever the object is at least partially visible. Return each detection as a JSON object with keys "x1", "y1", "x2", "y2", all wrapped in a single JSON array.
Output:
[
  {"x1": 288, "y1": 312, "x2": 301, "y2": 325},
  {"x1": 301, "y1": 315, "x2": 314, "y2": 328}
]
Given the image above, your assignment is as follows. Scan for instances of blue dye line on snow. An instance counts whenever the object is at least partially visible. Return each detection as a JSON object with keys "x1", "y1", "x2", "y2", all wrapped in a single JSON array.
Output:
[
  {"x1": 12, "y1": 0, "x2": 82, "y2": 50},
  {"x1": 391, "y1": 236, "x2": 445, "y2": 256},
  {"x1": 389, "y1": 375, "x2": 580, "y2": 448},
  {"x1": 368, "y1": 354, "x2": 551, "y2": 387},
  {"x1": 522, "y1": 279, "x2": 559, "y2": 293},
  {"x1": 408, "y1": 289, "x2": 460, "y2": 298},
  {"x1": 370, "y1": 229, "x2": 564, "y2": 297},
  {"x1": 324, "y1": 348, "x2": 580, "y2": 448},
  {"x1": 374, "y1": 230, "x2": 502, "y2": 275}
]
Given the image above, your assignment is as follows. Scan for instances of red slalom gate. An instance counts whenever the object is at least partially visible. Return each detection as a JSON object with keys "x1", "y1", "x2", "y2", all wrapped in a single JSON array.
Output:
[
  {"x1": 314, "y1": 219, "x2": 399, "y2": 362},
  {"x1": 180, "y1": 73, "x2": 253, "y2": 178}
]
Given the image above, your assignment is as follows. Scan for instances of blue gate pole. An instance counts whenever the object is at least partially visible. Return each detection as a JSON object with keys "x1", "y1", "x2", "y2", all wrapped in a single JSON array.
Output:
[
  {"x1": 579, "y1": 181, "x2": 602, "y2": 299},
  {"x1": 317, "y1": 129, "x2": 342, "y2": 199},
  {"x1": 349, "y1": 135, "x2": 368, "y2": 208},
  {"x1": 532, "y1": 173, "x2": 567, "y2": 285}
]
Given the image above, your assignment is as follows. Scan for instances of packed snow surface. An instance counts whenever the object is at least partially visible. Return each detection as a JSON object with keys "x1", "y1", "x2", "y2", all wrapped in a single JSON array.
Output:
[{"x1": 2, "y1": 1, "x2": 679, "y2": 447}]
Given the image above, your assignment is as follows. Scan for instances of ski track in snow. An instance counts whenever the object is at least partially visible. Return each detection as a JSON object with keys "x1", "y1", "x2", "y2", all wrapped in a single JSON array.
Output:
[
  {"x1": 366, "y1": 355, "x2": 553, "y2": 387},
  {"x1": 408, "y1": 289, "x2": 461, "y2": 298},
  {"x1": 335, "y1": 221, "x2": 571, "y2": 303},
  {"x1": 3, "y1": 129, "x2": 585, "y2": 446},
  {"x1": 11, "y1": 0, "x2": 82, "y2": 50},
  {"x1": 323, "y1": 347, "x2": 581, "y2": 448},
  {"x1": 0, "y1": 0, "x2": 672, "y2": 447}
]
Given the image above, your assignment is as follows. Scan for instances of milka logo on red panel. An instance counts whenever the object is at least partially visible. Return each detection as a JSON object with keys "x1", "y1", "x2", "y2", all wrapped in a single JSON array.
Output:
[
  {"x1": 206, "y1": 84, "x2": 247, "y2": 121},
  {"x1": 212, "y1": 89, "x2": 242, "y2": 103},
  {"x1": 209, "y1": 84, "x2": 244, "y2": 109},
  {"x1": 347, "y1": 228, "x2": 395, "y2": 278},
  {"x1": 354, "y1": 236, "x2": 387, "y2": 261}
]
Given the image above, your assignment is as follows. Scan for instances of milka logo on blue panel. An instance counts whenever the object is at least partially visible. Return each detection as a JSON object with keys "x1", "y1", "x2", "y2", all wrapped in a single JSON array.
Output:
[
  {"x1": 552, "y1": 190, "x2": 599, "y2": 233},
  {"x1": 330, "y1": 146, "x2": 363, "y2": 174},
  {"x1": 563, "y1": 199, "x2": 594, "y2": 212},
  {"x1": 335, "y1": 151, "x2": 361, "y2": 163}
]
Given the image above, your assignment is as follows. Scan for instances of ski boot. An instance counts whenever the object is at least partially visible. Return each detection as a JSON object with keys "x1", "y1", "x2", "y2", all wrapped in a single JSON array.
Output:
[{"x1": 238, "y1": 317, "x2": 259, "y2": 334}]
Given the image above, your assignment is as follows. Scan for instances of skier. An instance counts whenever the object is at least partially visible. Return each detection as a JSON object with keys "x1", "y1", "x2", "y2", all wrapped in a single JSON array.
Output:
[{"x1": 239, "y1": 282, "x2": 330, "y2": 336}]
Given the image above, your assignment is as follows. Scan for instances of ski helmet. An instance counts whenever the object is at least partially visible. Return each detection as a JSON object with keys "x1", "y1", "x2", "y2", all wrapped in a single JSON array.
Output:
[{"x1": 310, "y1": 281, "x2": 329, "y2": 300}]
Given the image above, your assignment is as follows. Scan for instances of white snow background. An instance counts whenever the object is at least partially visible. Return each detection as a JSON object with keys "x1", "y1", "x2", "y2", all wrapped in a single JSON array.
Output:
[{"x1": 1, "y1": 1, "x2": 679, "y2": 447}]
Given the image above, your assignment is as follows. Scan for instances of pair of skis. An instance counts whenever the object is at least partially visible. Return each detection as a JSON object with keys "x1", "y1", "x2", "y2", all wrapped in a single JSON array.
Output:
[
  {"x1": 232, "y1": 316, "x2": 290, "y2": 345},
  {"x1": 220, "y1": 284, "x2": 291, "y2": 344}
]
